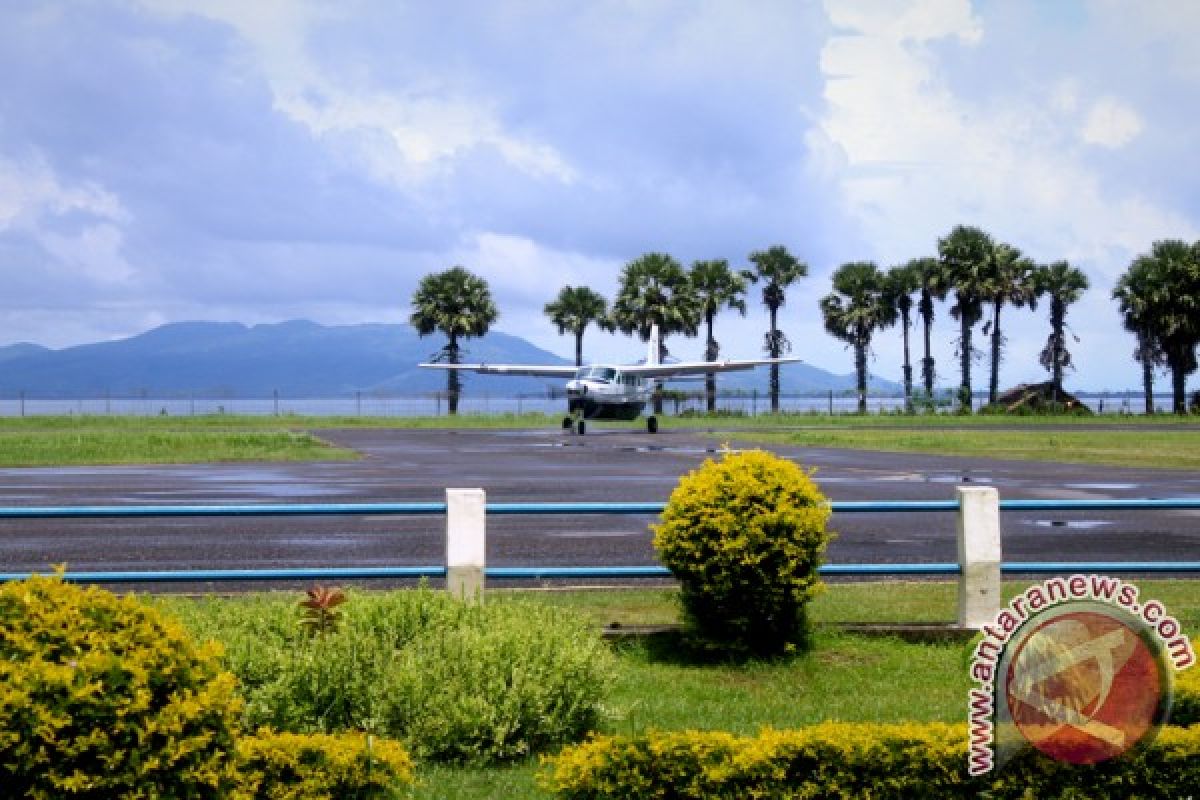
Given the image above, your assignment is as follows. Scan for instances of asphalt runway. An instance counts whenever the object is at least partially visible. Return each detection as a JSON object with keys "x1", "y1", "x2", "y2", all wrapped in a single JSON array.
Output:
[{"x1": 1, "y1": 427, "x2": 1197, "y2": 590}]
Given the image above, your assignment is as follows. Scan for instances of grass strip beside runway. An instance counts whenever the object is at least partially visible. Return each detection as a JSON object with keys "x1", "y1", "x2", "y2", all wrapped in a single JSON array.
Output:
[
  {"x1": 732, "y1": 427, "x2": 1200, "y2": 470},
  {"x1": 0, "y1": 426, "x2": 355, "y2": 466},
  {"x1": 2, "y1": 412, "x2": 1199, "y2": 467}
]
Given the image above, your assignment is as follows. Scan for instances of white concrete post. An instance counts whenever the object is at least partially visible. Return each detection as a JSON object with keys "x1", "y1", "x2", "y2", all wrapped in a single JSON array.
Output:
[
  {"x1": 956, "y1": 486, "x2": 1002, "y2": 629},
  {"x1": 446, "y1": 488, "x2": 486, "y2": 603}
]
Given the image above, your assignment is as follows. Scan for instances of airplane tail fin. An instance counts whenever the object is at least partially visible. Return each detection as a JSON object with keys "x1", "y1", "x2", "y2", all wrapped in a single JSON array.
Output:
[{"x1": 648, "y1": 324, "x2": 660, "y2": 366}]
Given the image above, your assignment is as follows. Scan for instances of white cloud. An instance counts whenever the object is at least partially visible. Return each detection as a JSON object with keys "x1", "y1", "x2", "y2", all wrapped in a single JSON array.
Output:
[
  {"x1": 0, "y1": 156, "x2": 135, "y2": 285},
  {"x1": 826, "y1": 0, "x2": 981, "y2": 44},
  {"x1": 0, "y1": 156, "x2": 127, "y2": 230},
  {"x1": 139, "y1": 0, "x2": 578, "y2": 188},
  {"x1": 280, "y1": 91, "x2": 578, "y2": 186},
  {"x1": 1080, "y1": 97, "x2": 1143, "y2": 148}
]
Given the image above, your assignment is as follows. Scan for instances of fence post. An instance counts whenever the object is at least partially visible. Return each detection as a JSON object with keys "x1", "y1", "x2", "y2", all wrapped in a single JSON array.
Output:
[
  {"x1": 956, "y1": 486, "x2": 1001, "y2": 629},
  {"x1": 446, "y1": 488, "x2": 486, "y2": 602}
]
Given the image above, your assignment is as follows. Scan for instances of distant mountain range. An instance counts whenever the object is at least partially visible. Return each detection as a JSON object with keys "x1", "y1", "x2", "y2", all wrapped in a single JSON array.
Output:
[{"x1": 0, "y1": 320, "x2": 901, "y2": 397}]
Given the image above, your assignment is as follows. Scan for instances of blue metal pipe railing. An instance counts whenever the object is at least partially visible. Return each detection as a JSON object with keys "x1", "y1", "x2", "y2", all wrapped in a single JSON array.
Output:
[
  {"x1": 0, "y1": 502, "x2": 447, "y2": 519},
  {"x1": 999, "y1": 498, "x2": 1200, "y2": 511},
  {"x1": 2, "y1": 497, "x2": 1198, "y2": 584},
  {"x1": 0, "y1": 566, "x2": 445, "y2": 583},
  {"x1": 7, "y1": 497, "x2": 1198, "y2": 520}
]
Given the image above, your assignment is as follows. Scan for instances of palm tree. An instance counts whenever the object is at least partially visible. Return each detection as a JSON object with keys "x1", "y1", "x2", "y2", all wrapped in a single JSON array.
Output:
[
  {"x1": 689, "y1": 259, "x2": 752, "y2": 412},
  {"x1": 909, "y1": 256, "x2": 948, "y2": 401},
  {"x1": 981, "y1": 242, "x2": 1039, "y2": 404},
  {"x1": 544, "y1": 286, "x2": 610, "y2": 366},
  {"x1": 747, "y1": 245, "x2": 808, "y2": 412},
  {"x1": 938, "y1": 225, "x2": 995, "y2": 411},
  {"x1": 1033, "y1": 260, "x2": 1089, "y2": 397},
  {"x1": 1113, "y1": 256, "x2": 1164, "y2": 414},
  {"x1": 409, "y1": 267, "x2": 498, "y2": 415},
  {"x1": 819, "y1": 262, "x2": 896, "y2": 413},
  {"x1": 610, "y1": 252, "x2": 700, "y2": 414},
  {"x1": 884, "y1": 262, "x2": 920, "y2": 411},
  {"x1": 1125, "y1": 240, "x2": 1200, "y2": 414}
]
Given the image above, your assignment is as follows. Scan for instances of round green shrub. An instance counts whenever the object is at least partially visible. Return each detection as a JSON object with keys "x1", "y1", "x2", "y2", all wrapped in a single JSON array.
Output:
[
  {"x1": 0, "y1": 573, "x2": 243, "y2": 798},
  {"x1": 653, "y1": 449, "x2": 833, "y2": 656}
]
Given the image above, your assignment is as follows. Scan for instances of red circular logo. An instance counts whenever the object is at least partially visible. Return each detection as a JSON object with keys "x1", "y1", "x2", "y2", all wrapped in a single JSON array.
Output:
[{"x1": 1005, "y1": 609, "x2": 1164, "y2": 764}]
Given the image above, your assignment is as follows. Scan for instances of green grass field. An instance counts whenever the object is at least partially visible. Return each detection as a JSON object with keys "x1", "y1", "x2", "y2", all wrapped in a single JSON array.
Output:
[
  {"x1": 1, "y1": 411, "x2": 1198, "y2": 468},
  {"x1": 730, "y1": 426, "x2": 1200, "y2": 470}
]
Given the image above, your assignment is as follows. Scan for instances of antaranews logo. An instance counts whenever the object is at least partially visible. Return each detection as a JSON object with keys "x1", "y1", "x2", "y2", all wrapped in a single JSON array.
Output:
[{"x1": 967, "y1": 574, "x2": 1195, "y2": 776}]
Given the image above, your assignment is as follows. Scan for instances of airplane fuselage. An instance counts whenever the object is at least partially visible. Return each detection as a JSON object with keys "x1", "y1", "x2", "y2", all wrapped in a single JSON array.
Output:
[{"x1": 565, "y1": 366, "x2": 652, "y2": 421}]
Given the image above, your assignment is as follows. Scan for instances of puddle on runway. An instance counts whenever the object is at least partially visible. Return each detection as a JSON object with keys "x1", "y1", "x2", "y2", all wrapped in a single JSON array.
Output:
[
  {"x1": 620, "y1": 446, "x2": 740, "y2": 455},
  {"x1": 1063, "y1": 483, "x2": 1139, "y2": 491},
  {"x1": 1025, "y1": 519, "x2": 1114, "y2": 530},
  {"x1": 926, "y1": 474, "x2": 992, "y2": 484}
]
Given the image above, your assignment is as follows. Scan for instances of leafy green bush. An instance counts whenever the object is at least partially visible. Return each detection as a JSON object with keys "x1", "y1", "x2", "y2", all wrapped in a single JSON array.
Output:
[
  {"x1": 0, "y1": 574, "x2": 243, "y2": 798},
  {"x1": 652, "y1": 449, "x2": 833, "y2": 656},
  {"x1": 235, "y1": 730, "x2": 414, "y2": 799},
  {"x1": 541, "y1": 722, "x2": 1200, "y2": 799},
  {"x1": 167, "y1": 589, "x2": 613, "y2": 764},
  {"x1": 385, "y1": 602, "x2": 612, "y2": 763}
]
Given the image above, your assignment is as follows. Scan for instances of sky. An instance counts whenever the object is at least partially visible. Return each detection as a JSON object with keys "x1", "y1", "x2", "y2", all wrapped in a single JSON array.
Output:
[{"x1": 1, "y1": 0, "x2": 1197, "y2": 392}]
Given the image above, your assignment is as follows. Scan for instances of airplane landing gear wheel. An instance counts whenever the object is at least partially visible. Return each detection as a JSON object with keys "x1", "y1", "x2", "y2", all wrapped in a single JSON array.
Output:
[
  {"x1": 647, "y1": 416, "x2": 658, "y2": 434},
  {"x1": 576, "y1": 419, "x2": 586, "y2": 435},
  {"x1": 562, "y1": 416, "x2": 573, "y2": 430}
]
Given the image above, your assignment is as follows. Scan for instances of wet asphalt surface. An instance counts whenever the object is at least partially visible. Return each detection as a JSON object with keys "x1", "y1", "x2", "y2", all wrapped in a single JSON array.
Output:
[{"x1": 0, "y1": 427, "x2": 1197, "y2": 591}]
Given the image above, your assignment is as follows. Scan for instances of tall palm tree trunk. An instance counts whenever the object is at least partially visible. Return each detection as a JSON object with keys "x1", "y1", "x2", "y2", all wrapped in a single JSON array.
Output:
[
  {"x1": 959, "y1": 319, "x2": 973, "y2": 411},
  {"x1": 854, "y1": 337, "x2": 868, "y2": 414},
  {"x1": 573, "y1": 331, "x2": 584, "y2": 367},
  {"x1": 705, "y1": 311, "x2": 717, "y2": 413},
  {"x1": 1172, "y1": 365, "x2": 1187, "y2": 415},
  {"x1": 901, "y1": 310, "x2": 913, "y2": 412},
  {"x1": 446, "y1": 333, "x2": 461, "y2": 415},
  {"x1": 1050, "y1": 303, "x2": 1065, "y2": 395},
  {"x1": 768, "y1": 306, "x2": 781, "y2": 413},
  {"x1": 920, "y1": 299, "x2": 935, "y2": 398},
  {"x1": 988, "y1": 300, "x2": 1002, "y2": 404},
  {"x1": 1139, "y1": 338, "x2": 1155, "y2": 414},
  {"x1": 653, "y1": 336, "x2": 668, "y2": 415}
]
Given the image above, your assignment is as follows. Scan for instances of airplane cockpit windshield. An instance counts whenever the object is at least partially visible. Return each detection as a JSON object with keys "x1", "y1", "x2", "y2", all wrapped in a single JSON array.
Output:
[{"x1": 575, "y1": 366, "x2": 617, "y2": 383}]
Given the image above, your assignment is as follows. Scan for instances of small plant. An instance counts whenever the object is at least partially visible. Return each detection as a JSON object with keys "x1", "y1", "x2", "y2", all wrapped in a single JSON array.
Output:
[
  {"x1": 653, "y1": 449, "x2": 833, "y2": 657},
  {"x1": 299, "y1": 586, "x2": 348, "y2": 638}
]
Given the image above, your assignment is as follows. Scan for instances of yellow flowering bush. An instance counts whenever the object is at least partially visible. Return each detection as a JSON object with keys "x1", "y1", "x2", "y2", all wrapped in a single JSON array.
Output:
[
  {"x1": 653, "y1": 449, "x2": 833, "y2": 656},
  {"x1": 0, "y1": 573, "x2": 243, "y2": 798},
  {"x1": 1173, "y1": 639, "x2": 1200, "y2": 725},
  {"x1": 235, "y1": 730, "x2": 414, "y2": 799},
  {"x1": 541, "y1": 722, "x2": 1200, "y2": 799}
]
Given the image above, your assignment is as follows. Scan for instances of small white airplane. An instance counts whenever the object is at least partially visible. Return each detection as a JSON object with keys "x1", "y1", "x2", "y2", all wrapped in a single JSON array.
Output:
[{"x1": 420, "y1": 325, "x2": 800, "y2": 434}]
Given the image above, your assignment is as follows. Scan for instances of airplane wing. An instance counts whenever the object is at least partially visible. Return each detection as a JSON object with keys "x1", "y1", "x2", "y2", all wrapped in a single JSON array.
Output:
[
  {"x1": 621, "y1": 357, "x2": 802, "y2": 379},
  {"x1": 418, "y1": 363, "x2": 579, "y2": 378}
]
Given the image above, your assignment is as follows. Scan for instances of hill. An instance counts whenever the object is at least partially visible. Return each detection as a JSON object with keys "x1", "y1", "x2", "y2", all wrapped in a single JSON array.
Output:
[{"x1": 0, "y1": 320, "x2": 901, "y2": 398}]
